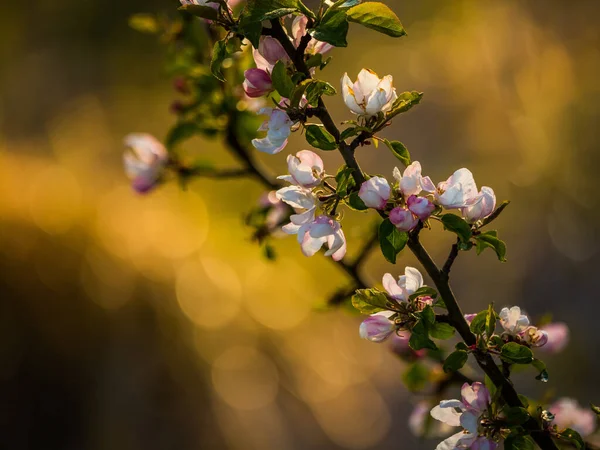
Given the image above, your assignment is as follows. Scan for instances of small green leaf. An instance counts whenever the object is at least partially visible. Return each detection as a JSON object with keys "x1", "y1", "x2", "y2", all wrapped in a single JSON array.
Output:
[
  {"x1": 346, "y1": 2, "x2": 406, "y2": 37},
  {"x1": 340, "y1": 127, "x2": 359, "y2": 141},
  {"x1": 271, "y1": 60, "x2": 295, "y2": 98},
  {"x1": 346, "y1": 192, "x2": 368, "y2": 211},
  {"x1": 352, "y1": 288, "x2": 394, "y2": 314},
  {"x1": 503, "y1": 406, "x2": 530, "y2": 425},
  {"x1": 486, "y1": 303, "x2": 496, "y2": 338},
  {"x1": 409, "y1": 319, "x2": 437, "y2": 351},
  {"x1": 384, "y1": 140, "x2": 411, "y2": 167},
  {"x1": 421, "y1": 305, "x2": 436, "y2": 325},
  {"x1": 335, "y1": 166, "x2": 356, "y2": 197},
  {"x1": 305, "y1": 80, "x2": 337, "y2": 105},
  {"x1": 469, "y1": 310, "x2": 488, "y2": 335},
  {"x1": 408, "y1": 286, "x2": 438, "y2": 300},
  {"x1": 557, "y1": 429, "x2": 585, "y2": 449},
  {"x1": 441, "y1": 214, "x2": 472, "y2": 243},
  {"x1": 178, "y1": 4, "x2": 220, "y2": 21},
  {"x1": 402, "y1": 362, "x2": 429, "y2": 392},
  {"x1": 430, "y1": 322, "x2": 455, "y2": 340},
  {"x1": 210, "y1": 39, "x2": 228, "y2": 81},
  {"x1": 378, "y1": 219, "x2": 408, "y2": 264},
  {"x1": 312, "y1": 9, "x2": 349, "y2": 47},
  {"x1": 289, "y1": 79, "x2": 312, "y2": 108},
  {"x1": 475, "y1": 231, "x2": 507, "y2": 261},
  {"x1": 505, "y1": 434, "x2": 535, "y2": 450},
  {"x1": 532, "y1": 359, "x2": 549, "y2": 382},
  {"x1": 387, "y1": 91, "x2": 423, "y2": 119},
  {"x1": 443, "y1": 350, "x2": 468, "y2": 373},
  {"x1": 480, "y1": 200, "x2": 510, "y2": 227},
  {"x1": 305, "y1": 124, "x2": 337, "y2": 150},
  {"x1": 242, "y1": 0, "x2": 306, "y2": 22},
  {"x1": 500, "y1": 342, "x2": 534, "y2": 365}
]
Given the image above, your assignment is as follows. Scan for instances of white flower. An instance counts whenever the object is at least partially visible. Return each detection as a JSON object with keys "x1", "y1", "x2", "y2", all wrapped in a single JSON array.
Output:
[
  {"x1": 461, "y1": 186, "x2": 496, "y2": 223},
  {"x1": 277, "y1": 150, "x2": 324, "y2": 188},
  {"x1": 358, "y1": 176, "x2": 391, "y2": 209},
  {"x1": 409, "y1": 401, "x2": 456, "y2": 438},
  {"x1": 430, "y1": 383, "x2": 498, "y2": 450},
  {"x1": 499, "y1": 306, "x2": 530, "y2": 336},
  {"x1": 252, "y1": 107, "x2": 293, "y2": 154},
  {"x1": 431, "y1": 168, "x2": 479, "y2": 209},
  {"x1": 297, "y1": 215, "x2": 347, "y2": 261},
  {"x1": 393, "y1": 162, "x2": 428, "y2": 197},
  {"x1": 123, "y1": 133, "x2": 168, "y2": 194},
  {"x1": 341, "y1": 69, "x2": 398, "y2": 117},
  {"x1": 549, "y1": 398, "x2": 597, "y2": 437},
  {"x1": 275, "y1": 185, "x2": 317, "y2": 235},
  {"x1": 382, "y1": 267, "x2": 424, "y2": 302}
]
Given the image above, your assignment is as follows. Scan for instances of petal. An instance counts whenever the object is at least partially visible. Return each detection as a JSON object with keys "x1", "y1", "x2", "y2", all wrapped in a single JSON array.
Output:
[
  {"x1": 364, "y1": 87, "x2": 389, "y2": 116},
  {"x1": 404, "y1": 266, "x2": 424, "y2": 294},
  {"x1": 357, "y1": 68, "x2": 381, "y2": 97},
  {"x1": 341, "y1": 73, "x2": 365, "y2": 115},
  {"x1": 431, "y1": 402, "x2": 463, "y2": 427},
  {"x1": 382, "y1": 273, "x2": 404, "y2": 299},
  {"x1": 300, "y1": 232, "x2": 327, "y2": 257},
  {"x1": 459, "y1": 410, "x2": 479, "y2": 434},
  {"x1": 434, "y1": 432, "x2": 468, "y2": 450}
]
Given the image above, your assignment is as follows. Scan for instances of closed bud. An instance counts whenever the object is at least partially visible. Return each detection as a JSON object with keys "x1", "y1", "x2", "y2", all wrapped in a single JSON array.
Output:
[
  {"x1": 359, "y1": 313, "x2": 395, "y2": 343},
  {"x1": 407, "y1": 195, "x2": 435, "y2": 220},
  {"x1": 389, "y1": 207, "x2": 418, "y2": 231},
  {"x1": 243, "y1": 68, "x2": 272, "y2": 98},
  {"x1": 358, "y1": 176, "x2": 390, "y2": 209}
]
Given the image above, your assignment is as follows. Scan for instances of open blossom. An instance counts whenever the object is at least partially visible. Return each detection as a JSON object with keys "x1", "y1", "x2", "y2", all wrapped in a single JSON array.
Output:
[
  {"x1": 123, "y1": 133, "x2": 168, "y2": 194},
  {"x1": 383, "y1": 267, "x2": 424, "y2": 302},
  {"x1": 393, "y1": 162, "x2": 428, "y2": 197},
  {"x1": 292, "y1": 16, "x2": 333, "y2": 55},
  {"x1": 389, "y1": 206, "x2": 419, "y2": 231},
  {"x1": 278, "y1": 150, "x2": 324, "y2": 188},
  {"x1": 431, "y1": 382, "x2": 498, "y2": 450},
  {"x1": 461, "y1": 186, "x2": 496, "y2": 223},
  {"x1": 549, "y1": 398, "x2": 597, "y2": 437},
  {"x1": 358, "y1": 176, "x2": 390, "y2": 209},
  {"x1": 539, "y1": 322, "x2": 569, "y2": 353},
  {"x1": 359, "y1": 311, "x2": 395, "y2": 342},
  {"x1": 341, "y1": 69, "x2": 398, "y2": 117},
  {"x1": 499, "y1": 306, "x2": 548, "y2": 347},
  {"x1": 410, "y1": 401, "x2": 455, "y2": 437},
  {"x1": 253, "y1": 36, "x2": 290, "y2": 72},
  {"x1": 297, "y1": 215, "x2": 347, "y2": 261},
  {"x1": 407, "y1": 195, "x2": 435, "y2": 220},
  {"x1": 243, "y1": 68, "x2": 272, "y2": 98},
  {"x1": 252, "y1": 107, "x2": 293, "y2": 154},
  {"x1": 276, "y1": 185, "x2": 317, "y2": 235}
]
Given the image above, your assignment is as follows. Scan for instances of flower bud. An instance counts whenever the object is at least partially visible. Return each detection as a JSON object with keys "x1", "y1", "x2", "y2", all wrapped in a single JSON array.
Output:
[
  {"x1": 461, "y1": 382, "x2": 491, "y2": 412},
  {"x1": 521, "y1": 326, "x2": 548, "y2": 347},
  {"x1": 389, "y1": 207, "x2": 418, "y2": 231},
  {"x1": 359, "y1": 313, "x2": 395, "y2": 343},
  {"x1": 358, "y1": 176, "x2": 390, "y2": 209},
  {"x1": 243, "y1": 68, "x2": 272, "y2": 98},
  {"x1": 464, "y1": 313, "x2": 477, "y2": 325},
  {"x1": 253, "y1": 36, "x2": 289, "y2": 71},
  {"x1": 407, "y1": 195, "x2": 435, "y2": 220},
  {"x1": 341, "y1": 69, "x2": 398, "y2": 117},
  {"x1": 461, "y1": 186, "x2": 496, "y2": 222}
]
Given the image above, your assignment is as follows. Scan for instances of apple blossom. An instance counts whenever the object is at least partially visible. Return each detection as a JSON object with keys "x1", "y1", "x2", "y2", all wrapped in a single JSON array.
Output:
[
  {"x1": 549, "y1": 398, "x2": 596, "y2": 437},
  {"x1": 252, "y1": 36, "x2": 290, "y2": 72},
  {"x1": 341, "y1": 69, "x2": 398, "y2": 117},
  {"x1": 275, "y1": 185, "x2": 317, "y2": 235},
  {"x1": 382, "y1": 267, "x2": 424, "y2": 302},
  {"x1": 428, "y1": 168, "x2": 479, "y2": 209},
  {"x1": 539, "y1": 322, "x2": 569, "y2": 353},
  {"x1": 499, "y1": 306, "x2": 530, "y2": 336},
  {"x1": 461, "y1": 186, "x2": 496, "y2": 223},
  {"x1": 252, "y1": 107, "x2": 293, "y2": 154},
  {"x1": 297, "y1": 215, "x2": 347, "y2": 261},
  {"x1": 358, "y1": 176, "x2": 391, "y2": 209},
  {"x1": 292, "y1": 16, "x2": 333, "y2": 56},
  {"x1": 389, "y1": 206, "x2": 419, "y2": 231},
  {"x1": 407, "y1": 195, "x2": 435, "y2": 220},
  {"x1": 431, "y1": 382, "x2": 498, "y2": 450},
  {"x1": 123, "y1": 133, "x2": 168, "y2": 194},
  {"x1": 243, "y1": 68, "x2": 272, "y2": 98},
  {"x1": 277, "y1": 150, "x2": 324, "y2": 188},
  {"x1": 359, "y1": 311, "x2": 395, "y2": 342},
  {"x1": 393, "y1": 162, "x2": 429, "y2": 197},
  {"x1": 409, "y1": 401, "x2": 456, "y2": 437}
]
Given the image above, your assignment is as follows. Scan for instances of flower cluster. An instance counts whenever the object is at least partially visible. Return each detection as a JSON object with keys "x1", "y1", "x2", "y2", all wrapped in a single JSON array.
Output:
[{"x1": 499, "y1": 306, "x2": 548, "y2": 348}]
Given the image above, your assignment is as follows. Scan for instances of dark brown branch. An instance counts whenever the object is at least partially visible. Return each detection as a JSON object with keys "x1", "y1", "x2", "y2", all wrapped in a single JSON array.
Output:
[{"x1": 442, "y1": 239, "x2": 460, "y2": 275}]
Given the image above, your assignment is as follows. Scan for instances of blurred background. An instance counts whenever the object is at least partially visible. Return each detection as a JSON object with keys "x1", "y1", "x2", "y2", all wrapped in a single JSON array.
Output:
[{"x1": 1, "y1": 0, "x2": 599, "y2": 448}]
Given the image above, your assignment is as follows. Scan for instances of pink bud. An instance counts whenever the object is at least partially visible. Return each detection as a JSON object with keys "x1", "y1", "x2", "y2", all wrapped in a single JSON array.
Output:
[
  {"x1": 243, "y1": 68, "x2": 273, "y2": 98},
  {"x1": 461, "y1": 382, "x2": 490, "y2": 412},
  {"x1": 464, "y1": 313, "x2": 477, "y2": 325},
  {"x1": 254, "y1": 36, "x2": 290, "y2": 71},
  {"x1": 358, "y1": 177, "x2": 390, "y2": 209},
  {"x1": 389, "y1": 207, "x2": 419, "y2": 231},
  {"x1": 540, "y1": 322, "x2": 569, "y2": 353},
  {"x1": 359, "y1": 314, "x2": 395, "y2": 343},
  {"x1": 407, "y1": 195, "x2": 435, "y2": 220},
  {"x1": 461, "y1": 186, "x2": 496, "y2": 222}
]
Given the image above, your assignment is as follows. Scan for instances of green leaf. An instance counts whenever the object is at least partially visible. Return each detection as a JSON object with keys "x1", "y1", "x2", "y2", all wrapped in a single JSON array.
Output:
[
  {"x1": 178, "y1": 4, "x2": 219, "y2": 21},
  {"x1": 441, "y1": 214, "x2": 472, "y2": 243},
  {"x1": 312, "y1": 9, "x2": 349, "y2": 47},
  {"x1": 421, "y1": 305, "x2": 436, "y2": 325},
  {"x1": 486, "y1": 303, "x2": 496, "y2": 338},
  {"x1": 289, "y1": 79, "x2": 312, "y2": 108},
  {"x1": 480, "y1": 200, "x2": 510, "y2": 227},
  {"x1": 469, "y1": 310, "x2": 488, "y2": 335},
  {"x1": 210, "y1": 39, "x2": 228, "y2": 81},
  {"x1": 387, "y1": 91, "x2": 423, "y2": 119},
  {"x1": 166, "y1": 122, "x2": 200, "y2": 150},
  {"x1": 352, "y1": 288, "x2": 394, "y2": 314},
  {"x1": 335, "y1": 166, "x2": 356, "y2": 197},
  {"x1": 505, "y1": 435, "x2": 535, "y2": 450},
  {"x1": 557, "y1": 429, "x2": 585, "y2": 449},
  {"x1": 384, "y1": 140, "x2": 411, "y2": 167},
  {"x1": 305, "y1": 124, "x2": 337, "y2": 150},
  {"x1": 346, "y1": 2, "x2": 406, "y2": 38},
  {"x1": 237, "y1": 17, "x2": 262, "y2": 48},
  {"x1": 430, "y1": 322, "x2": 455, "y2": 340},
  {"x1": 346, "y1": 192, "x2": 368, "y2": 211},
  {"x1": 340, "y1": 127, "x2": 359, "y2": 141},
  {"x1": 475, "y1": 231, "x2": 507, "y2": 262},
  {"x1": 409, "y1": 319, "x2": 437, "y2": 351},
  {"x1": 500, "y1": 342, "x2": 534, "y2": 365},
  {"x1": 503, "y1": 406, "x2": 530, "y2": 425},
  {"x1": 378, "y1": 219, "x2": 408, "y2": 264},
  {"x1": 242, "y1": 0, "x2": 305, "y2": 22},
  {"x1": 305, "y1": 80, "x2": 337, "y2": 105},
  {"x1": 402, "y1": 362, "x2": 429, "y2": 392},
  {"x1": 532, "y1": 358, "x2": 549, "y2": 382},
  {"x1": 408, "y1": 286, "x2": 438, "y2": 300},
  {"x1": 271, "y1": 61, "x2": 295, "y2": 98},
  {"x1": 443, "y1": 350, "x2": 468, "y2": 373}
]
